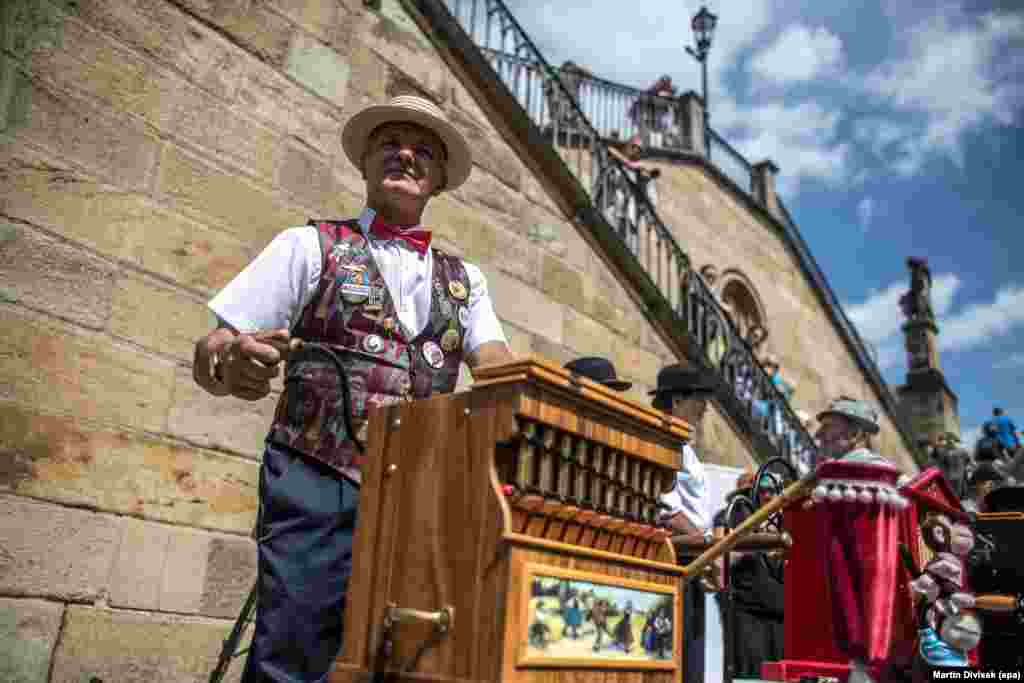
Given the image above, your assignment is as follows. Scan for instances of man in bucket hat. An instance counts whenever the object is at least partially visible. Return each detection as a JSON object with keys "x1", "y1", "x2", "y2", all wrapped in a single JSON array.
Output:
[
  {"x1": 814, "y1": 396, "x2": 893, "y2": 683},
  {"x1": 192, "y1": 95, "x2": 512, "y2": 682},
  {"x1": 815, "y1": 395, "x2": 891, "y2": 467}
]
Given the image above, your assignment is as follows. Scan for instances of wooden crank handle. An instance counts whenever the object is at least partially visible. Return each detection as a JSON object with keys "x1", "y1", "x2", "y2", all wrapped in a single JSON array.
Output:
[
  {"x1": 973, "y1": 593, "x2": 1020, "y2": 613},
  {"x1": 260, "y1": 336, "x2": 305, "y2": 361},
  {"x1": 681, "y1": 473, "x2": 818, "y2": 581},
  {"x1": 384, "y1": 603, "x2": 454, "y2": 633}
]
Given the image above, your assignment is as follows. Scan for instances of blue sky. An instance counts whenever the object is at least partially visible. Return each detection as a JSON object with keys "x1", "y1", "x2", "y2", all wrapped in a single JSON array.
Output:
[{"x1": 503, "y1": 0, "x2": 1024, "y2": 448}]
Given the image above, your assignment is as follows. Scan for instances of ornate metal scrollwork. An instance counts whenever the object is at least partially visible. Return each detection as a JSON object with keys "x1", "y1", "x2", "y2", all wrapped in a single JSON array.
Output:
[
  {"x1": 685, "y1": 271, "x2": 819, "y2": 470},
  {"x1": 592, "y1": 155, "x2": 661, "y2": 258}
]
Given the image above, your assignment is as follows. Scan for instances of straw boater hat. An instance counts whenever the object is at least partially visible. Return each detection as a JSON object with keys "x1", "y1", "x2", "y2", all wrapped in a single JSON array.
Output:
[{"x1": 341, "y1": 95, "x2": 473, "y2": 191}]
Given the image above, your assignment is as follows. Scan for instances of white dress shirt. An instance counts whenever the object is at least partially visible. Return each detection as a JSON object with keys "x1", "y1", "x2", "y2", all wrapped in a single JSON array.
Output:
[
  {"x1": 209, "y1": 208, "x2": 507, "y2": 352},
  {"x1": 659, "y1": 444, "x2": 712, "y2": 536}
]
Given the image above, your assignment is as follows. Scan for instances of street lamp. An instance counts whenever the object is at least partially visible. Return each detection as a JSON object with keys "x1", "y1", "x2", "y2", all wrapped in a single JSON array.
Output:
[{"x1": 685, "y1": 5, "x2": 718, "y2": 158}]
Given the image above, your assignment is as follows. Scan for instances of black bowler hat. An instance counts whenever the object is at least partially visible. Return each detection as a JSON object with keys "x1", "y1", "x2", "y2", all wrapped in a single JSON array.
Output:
[
  {"x1": 648, "y1": 365, "x2": 717, "y2": 410},
  {"x1": 563, "y1": 357, "x2": 632, "y2": 392}
]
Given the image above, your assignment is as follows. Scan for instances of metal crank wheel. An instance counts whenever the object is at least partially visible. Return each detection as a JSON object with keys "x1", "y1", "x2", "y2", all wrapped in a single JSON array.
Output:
[
  {"x1": 751, "y1": 457, "x2": 798, "y2": 582},
  {"x1": 724, "y1": 493, "x2": 757, "y2": 538}
]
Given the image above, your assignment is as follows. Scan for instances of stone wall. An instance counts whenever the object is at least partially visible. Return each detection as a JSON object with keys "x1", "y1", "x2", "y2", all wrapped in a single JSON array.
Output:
[{"x1": 650, "y1": 162, "x2": 916, "y2": 470}]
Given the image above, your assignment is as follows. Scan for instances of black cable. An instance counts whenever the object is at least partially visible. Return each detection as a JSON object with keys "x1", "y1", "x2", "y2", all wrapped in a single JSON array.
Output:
[
  {"x1": 208, "y1": 584, "x2": 259, "y2": 683},
  {"x1": 211, "y1": 340, "x2": 370, "y2": 683},
  {"x1": 286, "y1": 342, "x2": 365, "y2": 454}
]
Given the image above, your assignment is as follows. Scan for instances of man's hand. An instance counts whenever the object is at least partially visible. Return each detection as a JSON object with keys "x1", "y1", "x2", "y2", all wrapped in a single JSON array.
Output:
[
  {"x1": 661, "y1": 511, "x2": 703, "y2": 536},
  {"x1": 699, "y1": 558, "x2": 725, "y2": 593},
  {"x1": 466, "y1": 341, "x2": 514, "y2": 374},
  {"x1": 194, "y1": 327, "x2": 237, "y2": 397},
  {"x1": 221, "y1": 329, "x2": 291, "y2": 401}
]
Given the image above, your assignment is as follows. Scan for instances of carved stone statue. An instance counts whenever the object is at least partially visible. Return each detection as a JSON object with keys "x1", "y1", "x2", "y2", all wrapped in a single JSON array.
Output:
[
  {"x1": 906, "y1": 328, "x2": 930, "y2": 371},
  {"x1": 899, "y1": 257, "x2": 935, "y2": 323}
]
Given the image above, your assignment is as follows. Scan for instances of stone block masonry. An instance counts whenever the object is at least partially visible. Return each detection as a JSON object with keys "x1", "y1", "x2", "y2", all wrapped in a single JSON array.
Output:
[{"x1": 0, "y1": 598, "x2": 64, "y2": 683}]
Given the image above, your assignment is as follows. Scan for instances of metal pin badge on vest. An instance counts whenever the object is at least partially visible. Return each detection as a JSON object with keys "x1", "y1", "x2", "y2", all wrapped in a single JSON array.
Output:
[
  {"x1": 440, "y1": 328, "x2": 461, "y2": 353},
  {"x1": 362, "y1": 334, "x2": 384, "y2": 354},
  {"x1": 363, "y1": 285, "x2": 385, "y2": 312},
  {"x1": 421, "y1": 340, "x2": 445, "y2": 369},
  {"x1": 329, "y1": 243, "x2": 351, "y2": 261},
  {"x1": 340, "y1": 270, "x2": 371, "y2": 304},
  {"x1": 448, "y1": 280, "x2": 468, "y2": 301}
]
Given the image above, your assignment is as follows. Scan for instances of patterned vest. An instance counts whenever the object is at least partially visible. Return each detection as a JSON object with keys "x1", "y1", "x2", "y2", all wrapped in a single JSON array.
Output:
[{"x1": 268, "y1": 219, "x2": 470, "y2": 480}]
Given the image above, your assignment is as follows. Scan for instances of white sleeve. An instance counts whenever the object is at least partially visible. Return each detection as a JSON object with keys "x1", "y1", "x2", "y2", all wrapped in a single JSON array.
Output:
[
  {"x1": 659, "y1": 444, "x2": 711, "y2": 531},
  {"x1": 462, "y1": 262, "x2": 508, "y2": 353},
  {"x1": 683, "y1": 445, "x2": 712, "y2": 528},
  {"x1": 208, "y1": 227, "x2": 321, "y2": 333}
]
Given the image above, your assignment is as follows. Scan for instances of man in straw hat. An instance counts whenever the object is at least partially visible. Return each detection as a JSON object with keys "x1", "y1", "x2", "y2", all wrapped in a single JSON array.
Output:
[{"x1": 192, "y1": 95, "x2": 512, "y2": 682}]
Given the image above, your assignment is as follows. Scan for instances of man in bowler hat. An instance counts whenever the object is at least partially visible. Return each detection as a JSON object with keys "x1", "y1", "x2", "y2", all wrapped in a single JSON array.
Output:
[{"x1": 650, "y1": 364, "x2": 717, "y2": 683}]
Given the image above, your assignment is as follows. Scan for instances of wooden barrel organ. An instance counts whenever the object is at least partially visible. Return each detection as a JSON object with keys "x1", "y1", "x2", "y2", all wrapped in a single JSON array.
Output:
[{"x1": 331, "y1": 357, "x2": 691, "y2": 683}]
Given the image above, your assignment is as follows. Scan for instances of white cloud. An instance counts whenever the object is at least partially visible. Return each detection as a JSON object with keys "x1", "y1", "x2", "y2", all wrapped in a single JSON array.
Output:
[
  {"x1": 498, "y1": 1, "x2": 1023, "y2": 195},
  {"x1": 847, "y1": 275, "x2": 1024, "y2": 377},
  {"x1": 938, "y1": 285, "x2": 1024, "y2": 352},
  {"x1": 750, "y1": 25, "x2": 844, "y2": 84},
  {"x1": 961, "y1": 424, "x2": 983, "y2": 450},
  {"x1": 847, "y1": 273, "x2": 960, "y2": 344},
  {"x1": 995, "y1": 352, "x2": 1024, "y2": 369},
  {"x1": 932, "y1": 274, "x2": 960, "y2": 318},
  {"x1": 506, "y1": 0, "x2": 772, "y2": 100},
  {"x1": 860, "y1": 9, "x2": 1024, "y2": 173},
  {"x1": 727, "y1": 101, "x2": 850, "y2": 195},
  {"x1": 847, "y1": 281, "x2": 908, "y2": 344},
  {"x1": 845, "y1": 272, "x2": 962, "y2": 373},
  {"x1": 857, "y1": 197, "x2": 876, "y2": 231},
  {"x1": 852, "y1": 118, "x2": 911, "y2": 158}
]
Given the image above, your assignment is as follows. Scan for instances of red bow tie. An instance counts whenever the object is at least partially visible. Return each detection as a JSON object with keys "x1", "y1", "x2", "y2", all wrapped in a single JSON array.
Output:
[{"x1": 369, "y1": 216, "x2": 432, "y2": 255}]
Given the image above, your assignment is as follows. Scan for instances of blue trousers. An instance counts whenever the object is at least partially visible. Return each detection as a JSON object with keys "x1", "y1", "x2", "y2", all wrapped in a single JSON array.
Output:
[{"x1": 242, "y1": 442, "x2": 360, "y2": 683}]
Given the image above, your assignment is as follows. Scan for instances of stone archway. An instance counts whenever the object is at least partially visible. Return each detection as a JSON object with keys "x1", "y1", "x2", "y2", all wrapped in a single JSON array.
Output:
[{"x1": 717, "y1": 269, "x2": 768, "y2": 346}]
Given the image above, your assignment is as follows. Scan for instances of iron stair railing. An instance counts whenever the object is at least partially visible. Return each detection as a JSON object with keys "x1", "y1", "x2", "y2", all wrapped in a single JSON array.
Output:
[{"x1": 439, "y1": 0, "x2": 819, "y2": 469}]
